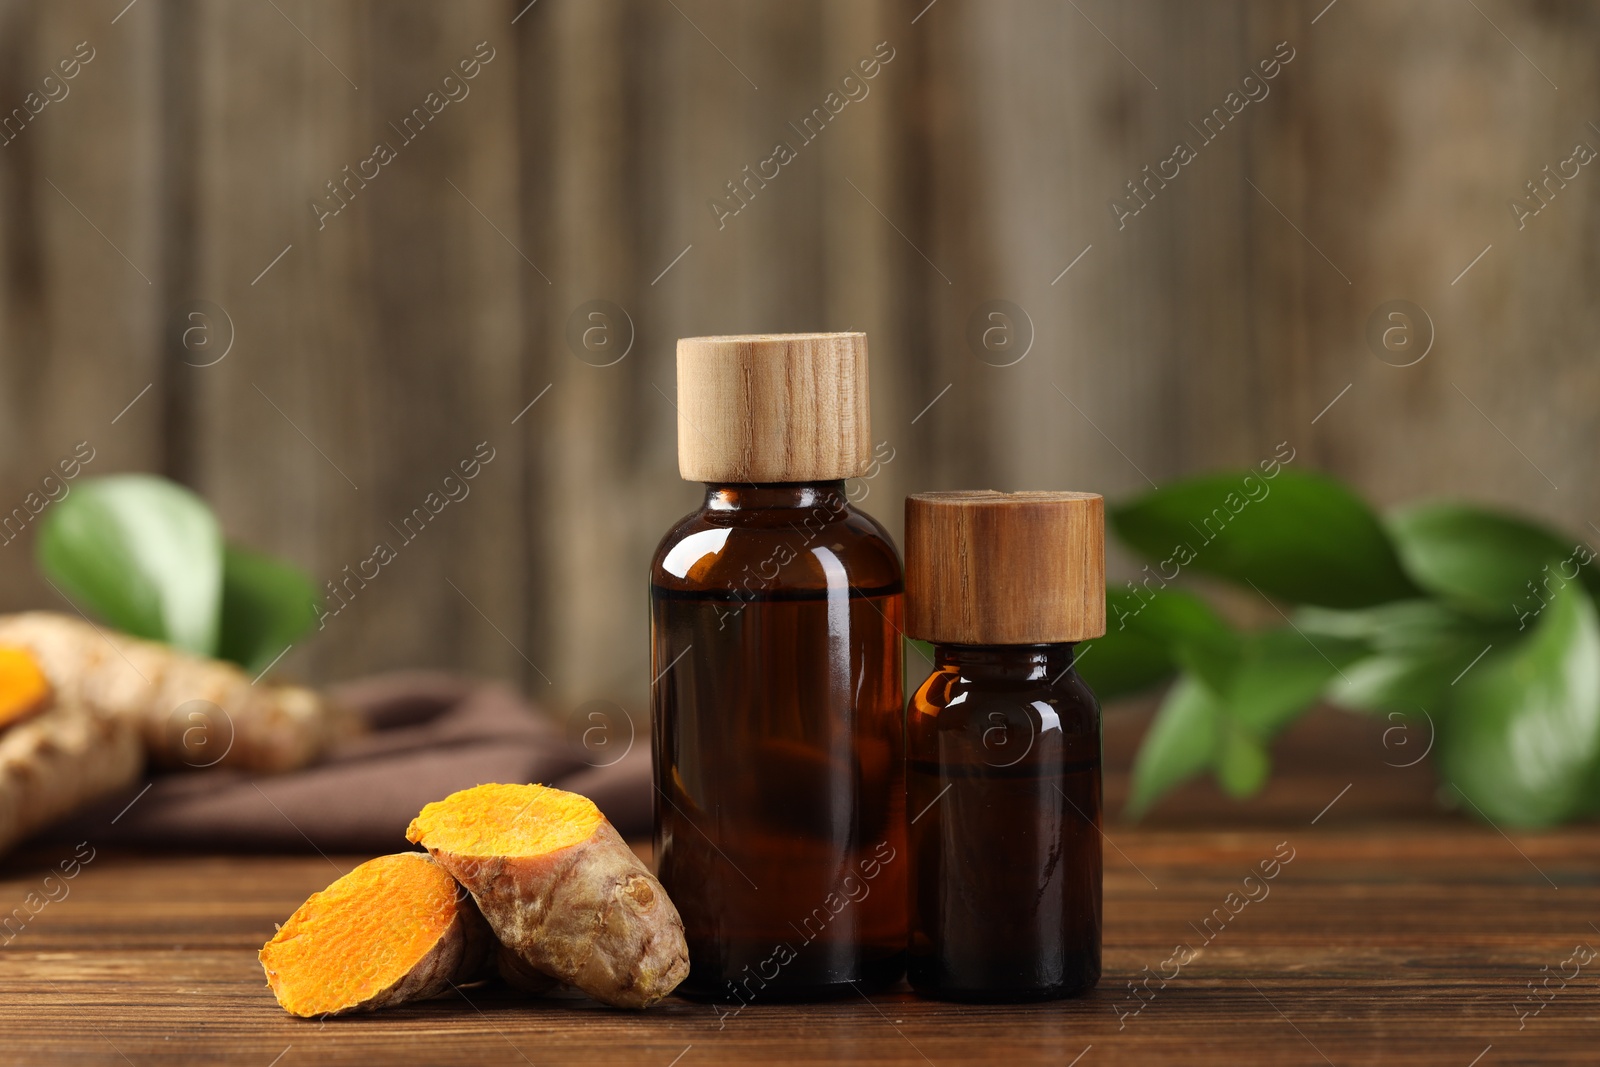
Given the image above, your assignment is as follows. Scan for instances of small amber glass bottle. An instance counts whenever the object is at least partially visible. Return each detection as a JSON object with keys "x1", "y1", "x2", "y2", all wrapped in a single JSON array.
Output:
[
  {"x1": 652, "y1": 334, "x2": 906, "y2": 1002},
  {"x1": 903, "y1": 490, "x2": 1106, "y2": 1002}
]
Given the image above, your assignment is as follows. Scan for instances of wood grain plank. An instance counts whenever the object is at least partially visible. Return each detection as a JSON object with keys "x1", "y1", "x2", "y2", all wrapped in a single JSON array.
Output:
[
  {"x1": 0, "y1": 0, "x2": 164, "y2": 613},
  {"x1": 535, "y1": 0, "x2": 659, "y2": 712},
  {"x1": 185, "y1": 0, "x2": 373, "y2": 690},
  {"x1": 1284, "y1": 0, "x2": 1600, "y2": 536},
  {"x1": 1, "y1": 815, "x2": 1594, "y2": 1066},
  {"x1": 186, "y1": 1, "x2": 529, "y2": 686},
  {"x1": 352, "y1": 1, "x2": 528, "y2": 684},
  {"x1": 3, "y1": 0, "x2": 1596, "y2": 709}
]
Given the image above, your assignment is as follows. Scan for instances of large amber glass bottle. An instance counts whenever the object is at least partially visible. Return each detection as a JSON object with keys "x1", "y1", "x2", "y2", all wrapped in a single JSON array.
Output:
[{"x1": 651, "y1": 334, "x2": 906, "y2": 1002}]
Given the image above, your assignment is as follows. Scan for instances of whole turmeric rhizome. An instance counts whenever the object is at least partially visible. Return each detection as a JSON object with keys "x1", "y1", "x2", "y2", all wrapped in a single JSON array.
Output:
[{"x1": 259, "y1": 783, "x2": 689, "y2": 1016}]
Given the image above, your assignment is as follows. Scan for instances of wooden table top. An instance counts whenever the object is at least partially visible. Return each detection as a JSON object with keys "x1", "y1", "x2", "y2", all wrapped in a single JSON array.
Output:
[{"x1": 3, "y1": 708, "x2": 1596, "y2": 1066}]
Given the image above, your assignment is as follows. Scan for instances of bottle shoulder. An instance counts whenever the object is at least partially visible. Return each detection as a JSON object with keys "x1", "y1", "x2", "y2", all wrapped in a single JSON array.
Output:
[
  {"x1": 650, "y1": 499, "x2": 903, "y2": 597},
  {"x1": 910, "y1": 664, "x2": 1100, "y2": 732}
]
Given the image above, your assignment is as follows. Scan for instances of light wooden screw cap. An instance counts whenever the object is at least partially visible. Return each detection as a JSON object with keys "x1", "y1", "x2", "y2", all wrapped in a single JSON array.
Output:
[
  {"x1": 905, "y1": 491, "x2": 1106, "y2": 644},
  {"x1": 675, "y1": 333, "x2": 872, "y2": 482}
]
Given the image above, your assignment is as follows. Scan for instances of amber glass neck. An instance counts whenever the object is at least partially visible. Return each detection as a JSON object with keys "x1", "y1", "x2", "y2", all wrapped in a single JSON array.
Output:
[
  {"x1": 703, "y1": 481, "x2": 848, "y2": 512},
  {"x1": 934, "y1": 643, "x2": 1078, "y2": 682}
]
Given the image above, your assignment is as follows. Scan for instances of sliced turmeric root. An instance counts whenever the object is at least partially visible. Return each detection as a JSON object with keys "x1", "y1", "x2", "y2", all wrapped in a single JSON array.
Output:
[
  {"x1": 0, "y1": 645, "x2": 52, "y2": 730},
  {"x1": 260, "y1": 853, "x2": 491, "y2": 1017},
  {"x1": 407, "y1": 783, "x2": 689, "y2": 1008}
]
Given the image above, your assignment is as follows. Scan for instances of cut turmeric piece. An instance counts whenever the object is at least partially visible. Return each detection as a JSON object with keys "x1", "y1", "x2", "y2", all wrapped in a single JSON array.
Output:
[
  {"x1": 0, "y1": 646, "x2": 52, "y2": 730},
  {"x1": 260, "y1": 853, "x2": 491, "y2": 1017},
  {"x1": 407, "y1": 783, "x2": 689, "y2": 1008}
]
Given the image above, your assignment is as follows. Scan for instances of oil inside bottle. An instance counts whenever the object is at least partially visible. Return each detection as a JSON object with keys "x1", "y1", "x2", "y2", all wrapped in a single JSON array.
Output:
[
  {"x1": 653, "y1": 584, "x2": 906, "y2": 1001},
  {"x1": 906, "y1": 644, "x2": 1102, "y2": 1001}
]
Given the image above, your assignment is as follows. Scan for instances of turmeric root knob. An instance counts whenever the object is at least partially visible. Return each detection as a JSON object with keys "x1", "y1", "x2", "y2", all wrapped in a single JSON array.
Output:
[
  {"x1": 0, "y1": 701, "x2": 142, "y2": 856},
  {"x1": 259, "y1": 853, "x2": 491, "y2": 1017},
  {"x1": 0, "y1": 645, "x2": 52, "y2": 730},
  {"x1": 0, "y1": 612, "x2": 345, "y2": 774},
  {"x1": 407, "y1": 783, "x2": 689, "y2": 1009}
]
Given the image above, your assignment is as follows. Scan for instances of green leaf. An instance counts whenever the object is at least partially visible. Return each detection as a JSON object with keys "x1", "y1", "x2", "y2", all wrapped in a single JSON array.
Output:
[
  {"x1": 218, "y1": 544, "x2": 321, "y2": 673},
  {"x1": 1215, "y1": 719, "x2": 1270, "y2": 797},
  {"x1": 1078, "y1": 588, "x2": 1234, "y2": 701},
  {"x1": 1126, "y1": 674, "x2": 1219, "y2": 818},
  {"x1": 906, "y1": 638, "x2": 938, "y2": 704},
  {"x1": 1299, "y1": 598, "x2": 1476, "y2": 649},
  {"x1": 1300, "y1": 600, "x2": 1513, "y2": 716},
  {"x1": 1387, "y1": 502, "x2": 1597, "y2": 622},
  {"x1": 1335, "y1": 651, "x2": 1477, "y2": 716},
  {"x1": 1111, "y1": 468, "x2": 1419, "y2": 608},
  {"x1": 1438, "y1": 584, "x2": 1600, "y2": 827},
  {"x1": 36, "y1": 474, "x2": 222, "y2": 655},
  {"x1": 1227, "y1": 628, "x2": 1364, "y2": 738},
  {"x1": 1075, "y1": 592, "x2": 1177, "y2": 700},
  {"x1": 1138, "y1": 593, "x2": 1241, "y2": 696}
]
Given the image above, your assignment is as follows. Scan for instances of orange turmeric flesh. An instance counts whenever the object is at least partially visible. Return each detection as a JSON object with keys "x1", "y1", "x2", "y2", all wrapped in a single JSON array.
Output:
[
  {"x1": 260, "y1": 853, "x2": 487, "y2": 1017},
  {"x1": 407, "y1": 782, "x2": 603, "y2": 857},
  {"x1": 0, "y1": 646, "x2": 52, "y2": 730},
  {"x1": 407, "y1": 783, "x2": 689, "y2": 1008}
]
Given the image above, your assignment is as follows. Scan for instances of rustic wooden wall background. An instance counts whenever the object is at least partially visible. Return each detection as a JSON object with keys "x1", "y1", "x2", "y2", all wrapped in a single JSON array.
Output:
[{"x1": 0, "y1": 0, "x2": 1595, "y2": 720}]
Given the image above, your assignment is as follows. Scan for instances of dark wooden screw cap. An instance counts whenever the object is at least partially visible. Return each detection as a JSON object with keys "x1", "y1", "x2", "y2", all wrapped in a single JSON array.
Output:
[{"x1": 905, "y1": 490, "x2": 1106, "y2": 644}]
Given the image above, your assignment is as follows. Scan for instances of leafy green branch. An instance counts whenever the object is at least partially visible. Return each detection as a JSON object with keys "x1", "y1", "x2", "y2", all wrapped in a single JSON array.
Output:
[
  {"x1": 1078, "y1": 468, "x2": 1600, "y2": 827},
  {"x1": 35, "y1": 474, "x2": 321, "y2": 672}
]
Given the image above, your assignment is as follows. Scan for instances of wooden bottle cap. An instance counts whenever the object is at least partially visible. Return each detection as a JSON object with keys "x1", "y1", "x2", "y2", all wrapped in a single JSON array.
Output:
[
  {"x1": 675, "y1": 333, "x2": 872, "y2": 482},
  {"x1": 905, "y1": 491, "x2": 1106, "y2": 644}
]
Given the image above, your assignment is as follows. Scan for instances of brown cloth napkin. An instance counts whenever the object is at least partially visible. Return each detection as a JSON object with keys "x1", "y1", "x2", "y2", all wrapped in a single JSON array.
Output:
[{"x1": 48, "y1": 672, "x2": 652, "y2": 852}]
